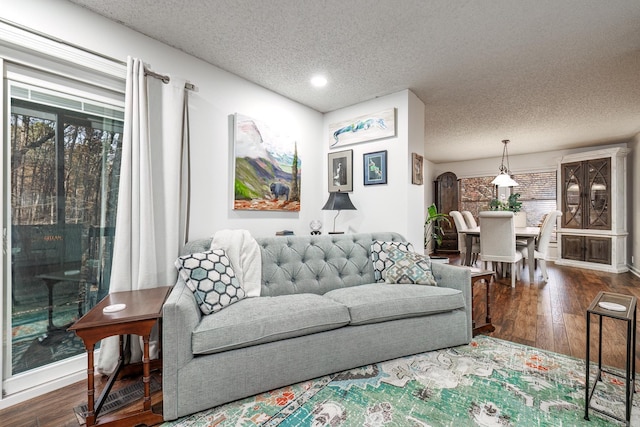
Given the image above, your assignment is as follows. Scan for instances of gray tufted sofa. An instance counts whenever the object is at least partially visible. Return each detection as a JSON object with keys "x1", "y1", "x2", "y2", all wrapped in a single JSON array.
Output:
[{"x1": 162, "y1": 232, "x2": 472, "y2": 420}]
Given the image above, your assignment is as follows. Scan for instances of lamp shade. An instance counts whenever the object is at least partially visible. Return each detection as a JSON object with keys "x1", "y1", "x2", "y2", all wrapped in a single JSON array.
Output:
[
  {"x1": 321, "y1": 191, "x2": 357, "y2": 211},
  {"x1": 491, "y1": 172, "x2": 519, "y2": 187}
]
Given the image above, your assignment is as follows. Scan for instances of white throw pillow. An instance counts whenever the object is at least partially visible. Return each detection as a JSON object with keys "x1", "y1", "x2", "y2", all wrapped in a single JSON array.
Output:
[{"x1": 211, "y1": 229, "x2": 262, "y2": 297}]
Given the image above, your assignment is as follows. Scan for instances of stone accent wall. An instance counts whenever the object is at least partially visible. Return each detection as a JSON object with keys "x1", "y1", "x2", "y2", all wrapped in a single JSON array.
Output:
[{"x1": 459, "y1": 171, "x2": 557, "y2": 229}]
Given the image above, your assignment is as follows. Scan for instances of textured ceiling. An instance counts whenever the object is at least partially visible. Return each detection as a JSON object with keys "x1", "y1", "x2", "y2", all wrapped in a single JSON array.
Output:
[{"x1": 67, "y1": 0, "x2": 640, "y2": 163}]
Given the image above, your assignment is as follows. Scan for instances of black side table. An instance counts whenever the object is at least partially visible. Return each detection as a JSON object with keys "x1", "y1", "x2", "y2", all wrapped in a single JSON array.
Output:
[{"x1": 585, "y1": 291, "x2": 636, "y2": 425}]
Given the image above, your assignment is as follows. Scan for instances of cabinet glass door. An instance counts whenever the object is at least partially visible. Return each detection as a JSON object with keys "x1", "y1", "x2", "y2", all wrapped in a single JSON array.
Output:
[
  {"x1": 562, "y1": 162, "x2": 583, "y2": 228},
  {"x1": 586, "y1": 158, "x2": 611, "y2": 229}
]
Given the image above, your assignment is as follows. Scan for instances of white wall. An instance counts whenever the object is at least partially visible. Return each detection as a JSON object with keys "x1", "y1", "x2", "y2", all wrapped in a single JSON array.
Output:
[
  {"x1": 322, "y1": 90, "x2": 426, "y2": 250},
  {"x1": 1, "y1": 0, "x2": 324, "y2": 240},
  {"x1": 407, "y1": 91, "x2": 427, "y2": 249},
  {"x1": 629, "y1": 133, "x2": 639, "y2": 276}
]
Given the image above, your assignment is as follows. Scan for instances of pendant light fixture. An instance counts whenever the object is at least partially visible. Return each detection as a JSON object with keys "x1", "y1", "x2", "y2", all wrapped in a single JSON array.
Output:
[{"x1": 491, "y1": 139, "x2": 519, "y2": 187}]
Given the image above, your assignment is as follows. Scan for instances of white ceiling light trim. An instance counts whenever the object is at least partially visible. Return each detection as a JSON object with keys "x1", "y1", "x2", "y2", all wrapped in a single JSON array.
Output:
[{"x1": 310, "y1": 75, "x2": 327, "y2": 87}]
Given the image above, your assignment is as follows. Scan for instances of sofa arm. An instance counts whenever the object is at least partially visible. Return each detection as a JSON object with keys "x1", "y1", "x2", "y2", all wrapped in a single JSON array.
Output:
[
  {"x1": 163, "y1": 279, "x2": 200, "y2": 363},
  {"x1": 162, "y1": 279, "x2": 200, "y2": 418},
  {"x1": 430, "y1": 263, "x2": 472, "y2": 342}
]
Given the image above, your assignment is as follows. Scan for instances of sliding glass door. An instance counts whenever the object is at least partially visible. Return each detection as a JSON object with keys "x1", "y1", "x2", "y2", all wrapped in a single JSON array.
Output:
[{"x1": 3, "y1": 67, "x2": 123, "y2": 392}]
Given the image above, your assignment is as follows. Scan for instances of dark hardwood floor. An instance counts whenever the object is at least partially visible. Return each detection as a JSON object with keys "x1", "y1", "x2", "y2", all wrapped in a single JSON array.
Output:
[{"x1": 1, "y1": 257, "x2": 639, "y2": 426}]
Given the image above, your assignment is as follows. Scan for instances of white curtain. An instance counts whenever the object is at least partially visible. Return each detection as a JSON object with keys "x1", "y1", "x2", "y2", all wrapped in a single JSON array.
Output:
[{"x1": 98, "y1": 57, "x2": 190, "y2": 373}]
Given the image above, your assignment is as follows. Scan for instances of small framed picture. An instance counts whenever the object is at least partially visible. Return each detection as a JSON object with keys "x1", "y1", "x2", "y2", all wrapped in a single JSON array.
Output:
[
  {"x1": 328, "y1": 149, "x2": 353, "y2": 192},
  {"x1": 363, "y1": 150, "x2": 387, "y2": 185},
  {"x1": 411, "y1": 153, "x2": 424, "y2": 185}
]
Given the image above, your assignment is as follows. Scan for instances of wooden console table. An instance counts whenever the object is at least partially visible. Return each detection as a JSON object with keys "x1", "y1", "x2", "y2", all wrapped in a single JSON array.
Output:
[
  {"x1": 68, "y1": 286, "x2": 172, "y2": 427},
  {"x1": 470, "y1": 268, "x2": 495, "y2": 336}
]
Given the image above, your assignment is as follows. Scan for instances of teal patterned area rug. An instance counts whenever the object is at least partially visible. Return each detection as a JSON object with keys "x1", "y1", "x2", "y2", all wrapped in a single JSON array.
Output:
[{"x1": 161, "y1": 336, "x2": 638, "y2": 426}]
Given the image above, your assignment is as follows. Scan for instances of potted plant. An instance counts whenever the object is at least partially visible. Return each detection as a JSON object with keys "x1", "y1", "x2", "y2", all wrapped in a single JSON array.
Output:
[
  {"x1": 424, "y1": 203, "x2": 451, "y2": 262},
  {"x1": 489, "y1": 193, "x2": 522, "y2": 213}
]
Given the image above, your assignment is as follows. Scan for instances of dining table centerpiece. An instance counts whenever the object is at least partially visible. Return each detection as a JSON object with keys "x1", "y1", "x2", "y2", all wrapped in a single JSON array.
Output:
[{"x1": 489, "y1": 193, "x2": 522, "y2": 212}]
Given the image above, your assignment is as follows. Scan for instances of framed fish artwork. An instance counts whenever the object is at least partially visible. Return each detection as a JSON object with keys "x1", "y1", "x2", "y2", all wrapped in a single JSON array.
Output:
[{"x1": 328, "y1": 108, "x2": 396, "y2": 148}]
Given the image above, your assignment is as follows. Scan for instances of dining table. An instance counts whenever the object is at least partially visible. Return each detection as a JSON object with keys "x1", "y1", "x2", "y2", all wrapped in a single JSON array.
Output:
[{"x1": 463, "y1": 226, "x2": 541, "y2": 282}]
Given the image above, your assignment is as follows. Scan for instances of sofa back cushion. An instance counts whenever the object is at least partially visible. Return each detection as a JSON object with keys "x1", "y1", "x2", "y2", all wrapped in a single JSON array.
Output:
[
  {"x1": 257, "y1": 232, "x2": 405, "y2": 296},
  {"x1": 180, "y1": 232, "x2": 407, "y2": 297}
]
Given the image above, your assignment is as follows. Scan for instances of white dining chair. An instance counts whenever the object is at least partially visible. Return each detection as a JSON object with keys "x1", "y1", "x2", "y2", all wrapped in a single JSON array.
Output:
[
  {"x1": 461, "y1": 211, "x2": 480, "y2": 264},
  {"x1": 461, "y1": 211, "x2": 478, "y2": 228},
  {"x1": 513, "y1": 211, "x2": 527, "y2": 228},
  {"x1": 450, "y1": 210, "x2": 481, "y2": 265},
  {"x1": 520, "y1": 210, "x2": 562, "y2": 282},
  {"x1": 479, "y1": 211, "x2": 523, "y2": 288},
  {"x1": 449, "y1": 211, "x2": 469, "y2": 264}
]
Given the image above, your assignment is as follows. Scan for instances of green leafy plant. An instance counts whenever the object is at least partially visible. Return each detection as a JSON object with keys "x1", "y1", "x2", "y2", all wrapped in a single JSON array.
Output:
[
  {"x1": 489, "y1": 193, "x2": 522, "y2": 213},
  {"x1": 424, "y1": 203, "x2": 451, "y2": 251}
]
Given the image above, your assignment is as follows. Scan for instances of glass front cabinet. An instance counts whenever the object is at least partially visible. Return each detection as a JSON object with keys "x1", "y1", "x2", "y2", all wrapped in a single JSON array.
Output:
[{"x1": 557, "y1": 147, "x2": 628, "y2": 272}]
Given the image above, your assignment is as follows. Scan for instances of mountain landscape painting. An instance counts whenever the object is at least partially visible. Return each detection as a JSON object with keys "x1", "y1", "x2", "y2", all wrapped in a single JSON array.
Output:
[{"x1": 233, "y1": 113, "x2": 301, "y2": 211}]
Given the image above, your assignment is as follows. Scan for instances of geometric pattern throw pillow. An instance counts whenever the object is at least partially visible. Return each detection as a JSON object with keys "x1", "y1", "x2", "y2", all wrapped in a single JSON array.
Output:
[
  {"x1": 383, "y1": 246, "x2": 438, "y2": 286},
  {"x1": 370, "y1": 240, "x2": 415, "y2": 283},
  {"x1": 175, "y1": 249, "x2": 246, "y2": 315}
]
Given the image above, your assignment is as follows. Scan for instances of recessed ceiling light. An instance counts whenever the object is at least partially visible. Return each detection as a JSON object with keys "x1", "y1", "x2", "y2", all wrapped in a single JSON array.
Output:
[{"x1": 310, "y1": 75, "x2": 327, "y2": 87}]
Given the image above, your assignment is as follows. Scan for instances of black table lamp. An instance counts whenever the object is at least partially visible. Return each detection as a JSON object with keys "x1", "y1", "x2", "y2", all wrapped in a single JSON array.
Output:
[{"x1": 321, "y1": 191, "x2": 357, "y2": 234}]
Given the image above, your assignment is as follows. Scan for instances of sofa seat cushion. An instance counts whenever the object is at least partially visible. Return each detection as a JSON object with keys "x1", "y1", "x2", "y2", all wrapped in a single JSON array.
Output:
[
  {"x1": 192, "y1": 293, "x2": 350, "y2": 355},
  {"x1": 324, "y1": 283, "x2": 464, "y2": 326}
]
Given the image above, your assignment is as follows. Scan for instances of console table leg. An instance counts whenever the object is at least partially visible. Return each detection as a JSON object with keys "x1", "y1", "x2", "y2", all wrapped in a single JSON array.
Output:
[
  {"x1": 86, "y1": 345, "x2": 96, "y2": 426},
  {"x1": 143, "y1": 334, "x2": 151, "y2": 411}
]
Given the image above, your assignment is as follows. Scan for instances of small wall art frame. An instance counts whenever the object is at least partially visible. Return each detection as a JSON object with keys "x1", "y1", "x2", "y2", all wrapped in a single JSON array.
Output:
[
  {"x1": 411, "y1": 152, "x2": 424, "y2": 185},
  {"x1": 328, "y1": 149, "x2": 353, "y2": 192},
  {"x1": 363, "y1": 150, "x2": 387, "y2": 185},
  {"x1": 329, "y1": 108, "x2": 396, "y2": 148}
]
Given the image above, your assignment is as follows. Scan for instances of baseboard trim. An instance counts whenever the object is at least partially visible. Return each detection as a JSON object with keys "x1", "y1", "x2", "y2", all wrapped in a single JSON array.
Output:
[{"x1": 0, "y1": 370, "x2": 85, "y2": 410}]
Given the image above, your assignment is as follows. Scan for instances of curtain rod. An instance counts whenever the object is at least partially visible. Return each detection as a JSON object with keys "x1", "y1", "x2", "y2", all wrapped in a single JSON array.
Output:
[
  {"x1": 144, "y1": 68, "x2": 196, "y2": 91},
  {"x1": 1, "y1": 17, "x2": 196, "y2": 91},
  {"x1": 144, "y1": 68, "x2": 170, "y2": 84}
]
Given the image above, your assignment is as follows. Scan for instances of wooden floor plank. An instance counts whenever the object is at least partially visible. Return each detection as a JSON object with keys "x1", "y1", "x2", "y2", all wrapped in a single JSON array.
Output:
[
  {"x1": 552, "y1": 320, "x2": 572, "y2": 356},
  {"x1": 535, "y1": 314, "x2": 555, "y2": 351}
]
